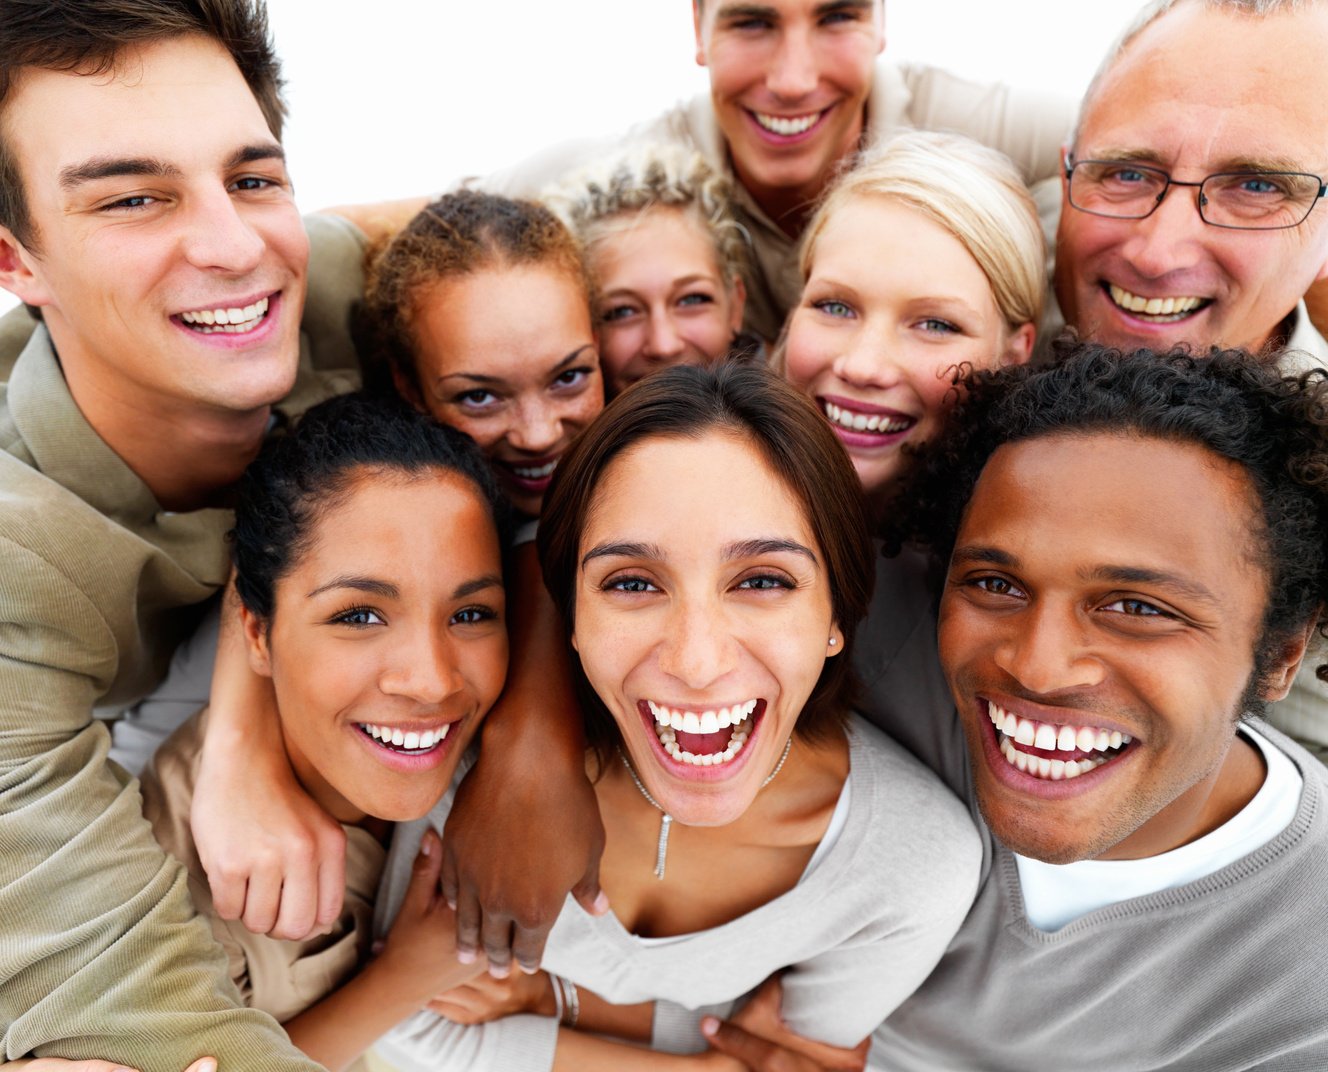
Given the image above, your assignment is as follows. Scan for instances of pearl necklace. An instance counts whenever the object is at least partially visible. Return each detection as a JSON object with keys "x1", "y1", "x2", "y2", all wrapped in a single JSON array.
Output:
[{"x1": 616, "y1": 736, "x2": 794, "y2": 880}]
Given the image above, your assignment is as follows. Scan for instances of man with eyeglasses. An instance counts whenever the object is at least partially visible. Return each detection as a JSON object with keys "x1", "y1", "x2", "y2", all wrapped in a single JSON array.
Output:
[{"x1": 1051, "y1": 0, "x2": 1328, "y2": 371}]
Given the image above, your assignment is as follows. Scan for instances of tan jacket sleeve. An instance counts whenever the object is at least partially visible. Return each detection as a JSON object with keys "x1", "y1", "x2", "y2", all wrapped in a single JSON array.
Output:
[{"x1": 0, "y1": 537, "x2": 321, "y2": 1069}]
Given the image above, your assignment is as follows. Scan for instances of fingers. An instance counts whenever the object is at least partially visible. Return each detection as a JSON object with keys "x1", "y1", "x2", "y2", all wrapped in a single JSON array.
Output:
[
  {"x1": 237, "y1": 867, "x2": 281, "y2": 936},
  {"x1": 453, "y1": 881, "x2": 481, "y2": 966},
  {"x1": 315, "y1": 827, "x2": 348, "y2": 929},
  {"x1": 570, "y1": 859, "x2": 610, "y2": 918},
  {"x1": 402, "y1": 830, "x2": 444, "y2": 913},
  {"x1": 184, "y1": 1060, "x2": 218, "y2": 1072},
  {"x1": 439, "y1": 840, "x2": 460, "y2": 911},
  {"x1": 205, "y1": 862, "x2": 247, "y2": 922},
  {"x1": 268, "y1": 843, "x2": 319, "y2": 941},
  {"x1": 510, "y1": 920, "x2": 549, "y2": 976},
  {"x1": 702, "y1": 1017, "x2": 815, "y2": 1072},
  {"x1": 480, "y1": 911, "x2": 514, "y2": 979}
]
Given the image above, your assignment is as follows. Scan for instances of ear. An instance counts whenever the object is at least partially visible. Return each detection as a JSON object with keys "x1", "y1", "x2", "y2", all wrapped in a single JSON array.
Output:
[
  {"x1": 0, "y1": 224, "x2": 52, "y2": 308},
  {"x1": 727, "y1": 275, "x2": 747, "y2": 334},
  {"x1": 1059, "y1": 144, "x2": 1072, "y2": 196},
  {"x1": 1258, "y1": 617, "x2": 1319, "y2": 702},
  {"x1": 826, "y1": 622, "x2": 845, "y2": 658},
  {"x1": 874, "y1": 0, "x2": 887, "y2": 54},
  {"x1": 240, "y1": 603, "x2": 275, "y2": 679},
  {"x1": 1001, "y1": 322, "x2": 1036, "y2": 368},
  {"x1": 693, "y1": 0, "x2": 709, "y2": 66}
]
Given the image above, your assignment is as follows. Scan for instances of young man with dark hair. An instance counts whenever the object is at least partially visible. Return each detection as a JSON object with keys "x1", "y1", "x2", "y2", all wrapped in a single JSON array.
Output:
[
  {"x1": 0, "y1": 1, "x2": 363, "y2": 1063},
  {"x1": 708, "y1": 345, "x2": 1328, "y2": 1069}
]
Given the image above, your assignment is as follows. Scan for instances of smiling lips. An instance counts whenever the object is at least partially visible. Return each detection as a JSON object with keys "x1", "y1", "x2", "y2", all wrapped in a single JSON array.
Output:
[
  {"x1": 647, "y1": 698, "x2": 759, "y2": 767},
  {"x1": 357, "y1": 720, "x2": 451, "y2": 756},
  {"x1": 987, "y1": 700, "x2": 1134, "y2": 782},
  {"x1": 178, "y1": 295, "x2": 271, "y2": 334},
  {"x1": 752, "y1": 109, "x2": 825, "y2": 137},
  {"x1": 1107, "y1": 284, "x2": 1211, "y2": 323}
]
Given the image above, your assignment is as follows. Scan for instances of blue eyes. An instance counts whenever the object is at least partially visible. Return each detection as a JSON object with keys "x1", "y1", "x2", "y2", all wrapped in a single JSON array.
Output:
[{"x1": 814, "y1": 299, "x2": 855, "y2": 319}]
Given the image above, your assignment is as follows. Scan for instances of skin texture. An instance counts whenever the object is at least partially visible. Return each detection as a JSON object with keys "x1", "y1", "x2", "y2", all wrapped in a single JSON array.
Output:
[
  {"x1": 693, "y1": 0, "x2": 884, "y2": 232},
  {"x1": 1055, "y1": 3, "x2": 1328, "y2": 353},
  {"x1": 590, "y1": 206, "x2": 745, "y2": 395},
  {"x1": 409, "y1": 265, "x2": 604, "y2": 517},
  {"x1": 784, "y1": 196, "x2": 1034, "y2": 508},
  {"x1": 574, "y1": 431, "x2": 843, "y2": 828},
  {"x1": 939, "y1": 432, "x2": 1301, "y2": 864},
  {"x1": 0, "y1": 36, "x2": 307, "y2": 510},
  {"x1": 241, "y1": 468, "x2": 508, "y2": 826}
]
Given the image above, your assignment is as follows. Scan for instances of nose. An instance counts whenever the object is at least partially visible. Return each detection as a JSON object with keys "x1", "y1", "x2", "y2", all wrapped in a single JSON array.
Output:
[
  {"x1": 1118, "y1": 183, "x2": 1206, "y2": 281},
  {"x1": 379, "y1": 625, "x2": 464, "y2": 706},
  {"x1": 644, "y1": 310, "x2": 687, "y2": 363},
  {"x1": 181, "y1": 187, "x2": 266, "y2": 275},
  {"x1": 507, "y1": 399, "x2": 563, "y2": 455},
  {"x1": 766, "y1": 27, "x2": 818, "y2": 101},
  {"x1": 657, "y1": 596, "x2": 739, "y2": 692},
  {"x1": 831, "y1": 326, "x2": 900, "y2": 389},
  {"x1": 991, "y1": 601, "x2": 1104, "y2": 697}
]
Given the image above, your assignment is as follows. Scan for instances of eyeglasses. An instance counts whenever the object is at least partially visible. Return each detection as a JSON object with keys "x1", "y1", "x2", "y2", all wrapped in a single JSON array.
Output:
[{"x1": 1065, "y1": 158, "x2": 1327, "y2": 230}]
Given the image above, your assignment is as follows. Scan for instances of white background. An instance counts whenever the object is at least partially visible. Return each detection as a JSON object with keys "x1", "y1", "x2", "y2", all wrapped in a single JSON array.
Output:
[
  {"x1": 266, "y1": 1, "x2": 1140, "y2": 212},
  {"x1": 0, "y1": 3, "x2": 1140, "y2": 316}
]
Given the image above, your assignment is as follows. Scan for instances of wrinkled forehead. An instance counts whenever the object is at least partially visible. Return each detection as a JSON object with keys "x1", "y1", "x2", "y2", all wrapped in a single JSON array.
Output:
[{"x1": 1078, "y1": 3, "x2": 1328, "y2": 171}]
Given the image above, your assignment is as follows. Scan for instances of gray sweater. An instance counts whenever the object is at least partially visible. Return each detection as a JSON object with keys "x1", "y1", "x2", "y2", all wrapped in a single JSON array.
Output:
[
  {"x1": 369, "y1": 716, "x2": 981, "y2": 1071},
  {"x1": 857, "y1": 554, "x2": 1328, "y2": 1071}
]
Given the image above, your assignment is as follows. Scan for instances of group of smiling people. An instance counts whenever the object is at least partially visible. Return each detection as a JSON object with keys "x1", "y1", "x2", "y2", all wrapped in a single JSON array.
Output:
[{"x1": 4, "y1": 0, "x2": 1328, "y2": 1070}]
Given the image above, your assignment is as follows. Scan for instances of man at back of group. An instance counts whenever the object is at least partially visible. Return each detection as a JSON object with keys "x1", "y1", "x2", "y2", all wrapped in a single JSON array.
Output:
[
  {"x1": 1049, "y1": 0, "x2": 1328, "y2": 367},
  {"x1": 493, "y1": 0, "x2": 1073, "y2": 341},
  {"x1": 1042, "y1": 0, "x2": 1328, "y2": 750},
  {"x1": 0, "y1": 0, "x2": 361, "y2": 1064}
]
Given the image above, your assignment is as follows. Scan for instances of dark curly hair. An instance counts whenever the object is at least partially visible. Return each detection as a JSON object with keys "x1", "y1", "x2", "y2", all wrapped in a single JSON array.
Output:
[
  {"x1": 232, "y1": 392, "x2": 511, "y2": 621},
  {"x1": 884, "y1": 341, "x2": 1328, "y2": 698},
  {"x1": 354, "y1": 189, "x2": 589, "y2": 402},
  {"x1": 538, "y1": 363, "x2": 875, "y2": 755}
]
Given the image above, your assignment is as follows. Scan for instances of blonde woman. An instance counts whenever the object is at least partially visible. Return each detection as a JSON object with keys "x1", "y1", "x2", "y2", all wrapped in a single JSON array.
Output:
[{"x1": 545, "y1": 143, "x2": 760, "y2": 396}]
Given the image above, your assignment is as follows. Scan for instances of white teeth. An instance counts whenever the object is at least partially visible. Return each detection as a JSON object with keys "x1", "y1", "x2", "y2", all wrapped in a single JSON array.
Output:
[
  {"x1": 647, "y1": 699, "x2": 759, "y2": 766},
  {"x1": 821, "y1": 400, "x2": 912, "y2": 435},
  {"x1": 512, "y1": 459, "x2": 558, "y2": 480},
  {"x1": 1108, "y1": 285, "x2": 1206, "y2": 321},
  {"x1": 985, "y1": 700, "x2": 1134, "y2": 785},
  {"x1": 754, "y1": 110, "x2": 821, "y2": 136},
  {"x1": 179, "y1": 296, "x2": 270, "y2": 333},
  {"x1": 359, "y1": 722, "x2": 450, "y2": 752}
]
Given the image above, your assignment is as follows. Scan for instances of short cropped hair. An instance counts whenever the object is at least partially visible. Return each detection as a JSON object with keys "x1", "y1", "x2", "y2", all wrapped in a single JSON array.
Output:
[
  {"x1": 0, "y1": 0, "x2": 285, "y2": 248},
  {"x1": 797, "y1": 130, "x2": 1045, "y2": 333},
  {"x1": 1074, "y1": 0, "x2": 1320, "y2": 145},
  {"x1": 538, "y1": 363, "x2": 875, "y2": 753},
  {"x1": 543, "y1": 141, "x2": 749, "y2": 298},
  {"x1": 356, "y1": 189, "x2": 590, "y2": 400},
  {"x1": 232, "y1": 392, "x2": 510, "y2": 622},
  {"x1": 885, "y1": 342, "x2": 1328, "y2": 700}
]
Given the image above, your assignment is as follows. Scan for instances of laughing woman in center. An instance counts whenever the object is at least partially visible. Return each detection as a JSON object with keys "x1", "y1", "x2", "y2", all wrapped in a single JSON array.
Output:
[{"x1": 369, "y1": 364, "x2": 980, "y2": 1071}]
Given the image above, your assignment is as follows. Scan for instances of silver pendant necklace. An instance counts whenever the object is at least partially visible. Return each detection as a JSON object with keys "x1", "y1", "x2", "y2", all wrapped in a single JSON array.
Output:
[{"x1": 617, "y1": 736, "x2": 794, "y2": 880}]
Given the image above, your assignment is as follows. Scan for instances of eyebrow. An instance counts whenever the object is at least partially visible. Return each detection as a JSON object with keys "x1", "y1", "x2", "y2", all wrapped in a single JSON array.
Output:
[
  {"x1": 582, "y1": 537, "x2": 817, "y2": 569},
  {"x1": 437, "y1": 343, "x2": 595, "y2": 387},
  {"x1": 950, "y1": 546, "x2": 1218, "y2": 604},
  {"x1": 1081, "y1": 147, "x2": 1315, "y2": 175},
  {"x1": 307, "y1": 573, "x2": 503, "y2": 601},
  {"x1": 59, "y1": 141, "x2": 286, "y2": 191}
]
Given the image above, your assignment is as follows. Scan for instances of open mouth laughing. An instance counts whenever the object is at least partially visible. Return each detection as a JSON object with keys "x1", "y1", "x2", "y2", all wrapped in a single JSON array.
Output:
[
  {"x1": 1106, "y1": 284, "x2": 1212, "y2": 324},
  {"x1": 495, "y1": 455, "x2": 560, "y2": 496},
  {"x1": 176, "y1": 295, "x2": 273, "y2": 334},
  {"x1": 749, "y1": 108, "x2": 830, "y2": 141},
  {"x1": 986, "y1": 700, "x2": 1134, "y2": 782},
  {"x1": 644, "y1": 698, "x2": 762, "y2": 769}
]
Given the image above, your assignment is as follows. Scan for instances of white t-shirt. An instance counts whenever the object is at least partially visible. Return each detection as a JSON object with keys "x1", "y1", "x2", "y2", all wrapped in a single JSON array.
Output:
[{"x1": 1016, "y1": 724, "x2": 1302, "y2": 931}]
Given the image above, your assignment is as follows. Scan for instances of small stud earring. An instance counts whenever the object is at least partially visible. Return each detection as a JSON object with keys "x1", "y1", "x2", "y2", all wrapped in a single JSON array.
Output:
[{"x1": 828, "y1": 637, "x2": 838, "y2": 647}]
